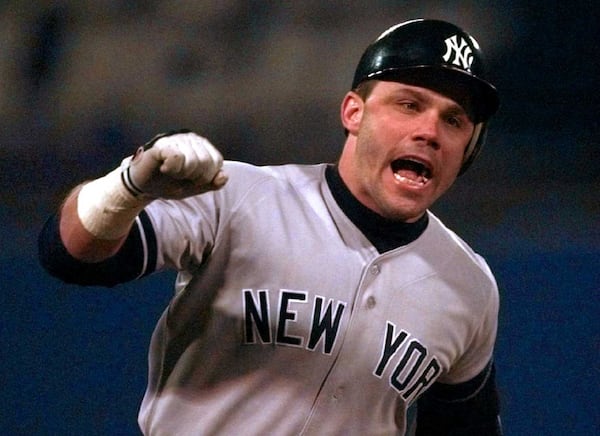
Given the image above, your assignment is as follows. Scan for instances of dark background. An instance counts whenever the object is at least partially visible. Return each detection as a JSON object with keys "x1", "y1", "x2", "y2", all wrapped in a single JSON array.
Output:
[{"x1": 2, "y1": 1, "x2": 598, "y2": 434}]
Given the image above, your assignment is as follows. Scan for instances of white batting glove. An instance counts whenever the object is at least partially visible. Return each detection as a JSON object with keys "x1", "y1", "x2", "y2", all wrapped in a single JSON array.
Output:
[
  {"x1": 77, "y1": 130, "x2": 227, "y2": 240},
  {"x1": 122, "y1": 130, "x2": 228, "y2": 199}
]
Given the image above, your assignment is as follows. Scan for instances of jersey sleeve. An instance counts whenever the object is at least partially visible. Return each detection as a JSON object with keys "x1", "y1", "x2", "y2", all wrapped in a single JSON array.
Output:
[
  {"x1": 440, "y1": 254, "x2": 500, "y2": 384},
  {"x1": 38, "y1": 209, "x2": 157, "y2": 287},
  {"x1": 143, "y1": 192, "x2": 222, "y2": 273},
  {"x1": 414, "y1": 254, "x2": 503, "y2": 434}
]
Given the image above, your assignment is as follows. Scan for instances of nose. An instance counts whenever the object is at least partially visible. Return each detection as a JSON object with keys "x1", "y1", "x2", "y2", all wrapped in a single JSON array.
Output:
[{"x1": 411, "y1": 110, "x2": 441, "y2": 149}]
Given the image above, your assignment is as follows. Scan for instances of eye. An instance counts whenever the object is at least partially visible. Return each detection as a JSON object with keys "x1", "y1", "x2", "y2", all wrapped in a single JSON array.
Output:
[
  {"x1": 445, "y1": 110, "x2": 473, "y2": 129},
  {"x1": 446, "y1": 115, "x2": 462, "y2": 128},
  {"x1": 398, "y1": 101, "x2": 419, "y2": 112}
]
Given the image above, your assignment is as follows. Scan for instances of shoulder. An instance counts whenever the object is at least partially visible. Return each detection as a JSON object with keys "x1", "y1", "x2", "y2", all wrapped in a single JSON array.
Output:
[
  {"x1": 222, "y1": 161, "x2": 327, "y2": 188},
  {"x1": 419, "y1": 212, "x2": 499, "y2": 314},
  {"x1": 426, "y1": 212, "x2": 496, "y2": 283},
  {"x1": 146, "y1": 161, "x2": 328, "y2": 221},
  {"x1": 215, "y1": 161, "x2": 328, "y2": 204}
]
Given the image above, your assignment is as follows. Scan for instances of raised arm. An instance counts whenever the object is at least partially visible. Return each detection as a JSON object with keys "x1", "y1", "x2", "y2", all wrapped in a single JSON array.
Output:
[{"x1": 39, "y1": 130, "x2": 227, "y2": 283}]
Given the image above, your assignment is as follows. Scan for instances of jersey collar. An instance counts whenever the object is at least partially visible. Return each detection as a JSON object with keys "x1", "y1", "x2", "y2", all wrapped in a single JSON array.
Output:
[{"x1": 325, "y1": 165, "x2": 428, "y2": 253}]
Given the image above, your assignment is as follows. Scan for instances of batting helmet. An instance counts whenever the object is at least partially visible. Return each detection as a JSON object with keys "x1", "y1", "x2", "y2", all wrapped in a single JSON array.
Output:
[{"x1": 352, "y1": 19, "x2": 499, "y2": 175}]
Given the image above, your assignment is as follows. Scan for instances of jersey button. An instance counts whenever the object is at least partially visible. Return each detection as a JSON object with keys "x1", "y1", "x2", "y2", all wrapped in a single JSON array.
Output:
[
  {"x1": 366, "y1": 296, "x2": 376, "y2": 309},
  {"x1": 333, "y1": 386, "x2": 345, "y2": 401},
  {"x1": 370, "y1": 264, "x2": 380, "y2": 275}
]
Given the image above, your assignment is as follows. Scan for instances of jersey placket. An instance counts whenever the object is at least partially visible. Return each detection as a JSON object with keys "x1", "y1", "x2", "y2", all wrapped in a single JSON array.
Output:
[{"x1": 300, "y1": 253, "x2": 399, "y2": 434}]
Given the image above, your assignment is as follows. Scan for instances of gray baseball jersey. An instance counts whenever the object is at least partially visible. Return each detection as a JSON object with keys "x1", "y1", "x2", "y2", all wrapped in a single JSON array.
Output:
[{"x1": 136, "y1": 161, "x2": 499, "y2": 435}]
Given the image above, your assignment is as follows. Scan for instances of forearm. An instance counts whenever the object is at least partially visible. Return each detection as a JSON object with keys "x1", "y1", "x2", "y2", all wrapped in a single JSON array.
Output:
[{"x1": 58, "y1": 185, "x2": 129, "y2": 262}]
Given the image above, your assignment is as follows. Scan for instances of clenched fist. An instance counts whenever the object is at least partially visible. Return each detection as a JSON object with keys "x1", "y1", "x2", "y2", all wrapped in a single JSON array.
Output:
[
  {"x1": 122, "y1": 130, "x2": 228, "y2": 200},
  {"x1": 76, "y1": 130, "x2": 228, "y2": 240}
]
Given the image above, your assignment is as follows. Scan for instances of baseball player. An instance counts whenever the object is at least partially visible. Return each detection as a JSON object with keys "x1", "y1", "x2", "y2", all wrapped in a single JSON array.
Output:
[{"x1": 39, "y1": 19, "x2": 502, "y2": 435}]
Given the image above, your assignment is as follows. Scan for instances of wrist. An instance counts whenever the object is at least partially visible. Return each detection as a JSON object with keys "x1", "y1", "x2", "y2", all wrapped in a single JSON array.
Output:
[{"x1": 77, "y1": 166, "x2": 153, "y2": 240}]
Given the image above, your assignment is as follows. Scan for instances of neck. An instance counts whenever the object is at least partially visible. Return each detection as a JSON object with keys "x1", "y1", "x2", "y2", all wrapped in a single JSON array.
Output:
[{"x1": 326, "y1": 165, "x2": 428, "y2": 252}]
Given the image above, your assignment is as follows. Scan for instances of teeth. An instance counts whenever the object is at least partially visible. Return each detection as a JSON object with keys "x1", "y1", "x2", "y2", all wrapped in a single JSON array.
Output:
[{"x1": 393, "y1": 171, "x2": 429, "y2": 186}]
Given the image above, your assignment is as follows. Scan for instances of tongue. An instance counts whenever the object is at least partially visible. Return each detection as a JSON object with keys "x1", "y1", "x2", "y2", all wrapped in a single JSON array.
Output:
[
  {"x1": 395, "y1": 168, "x2": 420, "y2": 182},
  {"x1": 393, "y1": 169, "x2": 428, "y2": 185}
]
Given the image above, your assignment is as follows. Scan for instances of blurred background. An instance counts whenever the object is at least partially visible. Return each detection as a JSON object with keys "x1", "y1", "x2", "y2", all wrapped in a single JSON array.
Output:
[{"x1": 1, "y1": 0, "x2": 598, "y2": 434}]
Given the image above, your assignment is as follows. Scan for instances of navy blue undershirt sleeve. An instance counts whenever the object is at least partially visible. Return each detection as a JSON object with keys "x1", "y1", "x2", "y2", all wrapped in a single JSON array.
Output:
[
  {"x1": 415, "y1": 361, "x2": 502, "y2": 435},
  {"x1": 38, "y1": 210, "x2": 157, "y2": 287}
]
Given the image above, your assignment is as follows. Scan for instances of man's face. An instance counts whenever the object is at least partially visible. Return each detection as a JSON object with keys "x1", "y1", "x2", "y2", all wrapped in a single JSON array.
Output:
[{"x1": 338, "y1": 81, "x2": 475, "y2": 222}]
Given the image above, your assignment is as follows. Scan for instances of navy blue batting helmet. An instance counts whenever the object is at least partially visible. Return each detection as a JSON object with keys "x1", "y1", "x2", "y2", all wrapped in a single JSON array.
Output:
[{"x1": 352, "y1": 19, "x2": 499, "y2": 174}]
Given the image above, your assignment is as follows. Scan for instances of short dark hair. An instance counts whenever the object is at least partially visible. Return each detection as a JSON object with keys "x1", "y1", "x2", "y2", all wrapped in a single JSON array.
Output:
[{"x1": 353, "y1": 80, "x2": 377, "y2": 101}]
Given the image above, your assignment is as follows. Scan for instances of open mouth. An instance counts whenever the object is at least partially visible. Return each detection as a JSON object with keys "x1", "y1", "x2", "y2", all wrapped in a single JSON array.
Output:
[{"x1": 391, "y1": 158, "x2": 432, "y2": 186}]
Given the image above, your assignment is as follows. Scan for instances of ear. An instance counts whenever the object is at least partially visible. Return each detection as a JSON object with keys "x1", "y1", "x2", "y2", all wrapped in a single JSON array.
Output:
[{"x1": 340, "y1": 91, "x2": 363, "y2": 135}]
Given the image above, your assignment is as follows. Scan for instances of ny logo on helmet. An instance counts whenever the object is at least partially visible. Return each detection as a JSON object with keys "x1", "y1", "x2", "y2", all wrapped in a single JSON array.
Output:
[{"x1": 442, "y1": 35, "x2": 473, "y2": 71}]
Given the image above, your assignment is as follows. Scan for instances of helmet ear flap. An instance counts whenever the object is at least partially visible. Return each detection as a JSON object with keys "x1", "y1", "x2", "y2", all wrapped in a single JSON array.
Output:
[{"x1": 459, "y1": 123, "x2": 485, "y2": 176}]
